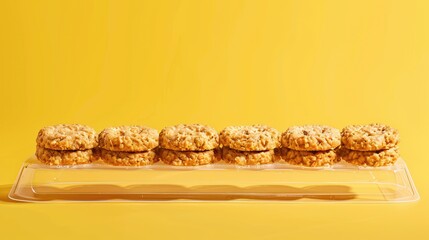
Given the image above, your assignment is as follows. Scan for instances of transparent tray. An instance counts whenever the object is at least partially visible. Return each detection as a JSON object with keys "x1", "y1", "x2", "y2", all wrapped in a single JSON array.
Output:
[{"x1": 9, "y1": 156, "x2": 419, "y2": 203}]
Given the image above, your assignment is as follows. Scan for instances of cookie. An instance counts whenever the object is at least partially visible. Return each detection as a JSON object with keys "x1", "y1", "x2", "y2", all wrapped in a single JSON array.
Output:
[
  {"x1": 158, "y1": 148, "x2": 215, "y2": 166},
  {"x1": 276, "y1": 148, "x2": 337, "y2": 167},
  {"x1": 281, "y1": 125, "x2": 340, "y2": 151},
  {"x1": 35, "y1": 147, "x2": 93, "y2": 165},
  {"x1": 36, "y1": 124, "x2": 98, "y2": 150},
  {"x1": 159, "y1": 124, "x2": 219, "y2": 151},
  {"x1": 100, "y1": 149, "x2": 156, "y2": 166},
  {"x1": 98, "y1": 126, "x2": 158, "y2": 152},
  {"x1": 222, "y1": 147, "x2": 274, "y2": 165},
  {"x1": 338, "y1": 147, "x2": 399, "y2": 167},
  {"x1": 341, "y1": 124, "x2": 399, "y2": 151},
  {"x1": 91, "y1": 147, "x2": 102, "y2": 162},
  {"x1": 220, "y1": 125, "x2": 280, "y2": 151}
]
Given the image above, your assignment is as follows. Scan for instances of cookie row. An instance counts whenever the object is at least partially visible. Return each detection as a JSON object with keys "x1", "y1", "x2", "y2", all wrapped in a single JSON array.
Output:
[
  {"x1": 35, "y1": 123, "x2": 400, "y2": 167},
  {"x1": 35, "y1": 124, "x2": 220, "y2": 166},
  {"x1": 279, "y1": 124, "x2": 400, "y2": 167}
]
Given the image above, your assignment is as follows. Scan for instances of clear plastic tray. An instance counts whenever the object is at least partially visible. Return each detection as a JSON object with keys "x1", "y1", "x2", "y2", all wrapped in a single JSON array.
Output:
[{"x1": 9, "y1": 156, "x2": 419, "y2": 203}]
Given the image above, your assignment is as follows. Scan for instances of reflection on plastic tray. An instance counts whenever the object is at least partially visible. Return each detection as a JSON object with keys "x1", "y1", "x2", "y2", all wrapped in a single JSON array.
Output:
[{"x1": 9, "y1": 156, "x2": 419, "y2": 203}]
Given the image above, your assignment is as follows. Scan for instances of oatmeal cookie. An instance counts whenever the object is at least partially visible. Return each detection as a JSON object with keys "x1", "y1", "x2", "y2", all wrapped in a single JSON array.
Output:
[
  {"x1": 281, "y1": 125, "x2": 340, "y2": 151},
  {"x1": 220, "y1": 125, "x2": 280, "y2": 151},
  {"x1": 222, "y1": 147, "x2": 274, "y2": 165},
  {"x1": 98, "y1": 126, "x2": 158, "y2": 152},
  {"x1": 159, "y1": 124, "x2": 219, "y2": 151},
  {"x1": 338, "y1": 147, "x2": 399, "y2": 167},
  {"x1": 91, "y1": 147, "x2": 102, "y2": 162},
  {"x1": 100, "y1": 149, "x2": 156, "y2": 166},
  {"x1": 341, "y1": 124, "x2": 399, "y2": 151},
  {"x1": 158, "y1": 148, "x2": 215, "y2": 166},
  {"x1": 36, "y1": 124, "x2": 98, "y2": 150},
  {"x1": 35, "y1": 147, "x2": 93, "y2": 165},
  {"x1": 276, "y1": 148, "x2": 337, "y2": 167}
]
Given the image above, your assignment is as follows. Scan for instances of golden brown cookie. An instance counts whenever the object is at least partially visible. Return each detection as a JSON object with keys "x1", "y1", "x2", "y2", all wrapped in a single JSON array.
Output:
[
  {"x1": 338, "y1": 147, "x2": 399, "y2": 167},
  {"x1": 159, "y1": 124, "x2": 219, "y2": 151},
  {"x1": 281, "y1": 125, "x2": 340, "y2": 151},
  {"x1": 341, "y1": 124, "x2": 399, "y2": 151},
  {"x1": 36, "y1": 124, "x2": 98, "y2": 150},
  {"x1": 158, "y1": 148, "x2": 215, "y2": 166},
  {"x1": 222, "y1": 147, "x2": 274, "y2": 165},
  {"x1": 220, "y1": 125, "x2": 280, "y2": 151},
  {"x1": 98, "y1": 126, "x2": 158, "y2": 152},
  {"x1": 100, "y1": 149, "x2": 156, "y2": 166},
  {"x1": 276, "y1": 148, "x2": 337, "y2": 167},
  {"x1": 91, "y1": 147, "x2": 102, "y2": 162},
  {"x1": 35, "y1": 147, "x2": 93, "y2": 165}
]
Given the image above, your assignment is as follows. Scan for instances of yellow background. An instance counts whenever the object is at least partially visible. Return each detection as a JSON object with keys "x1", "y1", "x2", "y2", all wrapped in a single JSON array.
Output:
[{"x1": 1, "y1": 0, "x2": 428, "y2": 239}]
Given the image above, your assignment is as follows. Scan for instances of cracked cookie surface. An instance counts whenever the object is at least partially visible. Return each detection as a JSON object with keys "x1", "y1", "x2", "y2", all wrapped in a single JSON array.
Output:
[
  {"x1": 220, "y1": 125, "x2": 280, "y2": 151},
  {"x1": 276, "y1": 148, "x2": 337, "y2": 167},
  {"x1": 36, "y1": 147, "x2": 93, "y2": 165},
  {"x1": 222, "y1": 147, "x2": 274, "y2": 165},
  {"x1": 281, "y1": 125, "x2": 340, "y2": 151},
  {"x1": 338, "y1": 147, "x2": 399, "y2": 166},
  {"x1": 36, "y1": 124, "x2": 98, "y2": 150},
  {"x1": 341, "y1": 124, "x2": 399, "y2": 151},
  {"x1": 159, "y1": 124, "x2": 219, "y2": 151},
  {"x1": 158, "y1": 148, "x2": 215, "y2": 166},
  {"x1": 98, "y1": 126, "x2": 158, "y2": 152},
  {"x1": 100, "y1": 148, "x2": 156, "y2": 166}
]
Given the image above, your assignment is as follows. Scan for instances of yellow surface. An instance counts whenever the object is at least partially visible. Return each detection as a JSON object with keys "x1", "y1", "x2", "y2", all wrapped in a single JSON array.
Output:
[{"x1": 0, "y1": 0, "x2": 428, "y2": 239}]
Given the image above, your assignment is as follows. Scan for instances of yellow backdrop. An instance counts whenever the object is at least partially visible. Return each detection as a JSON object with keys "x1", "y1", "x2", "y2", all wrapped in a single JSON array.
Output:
[{"x1": 1, "y1": 0, "x2": 428, "y2": 239}]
